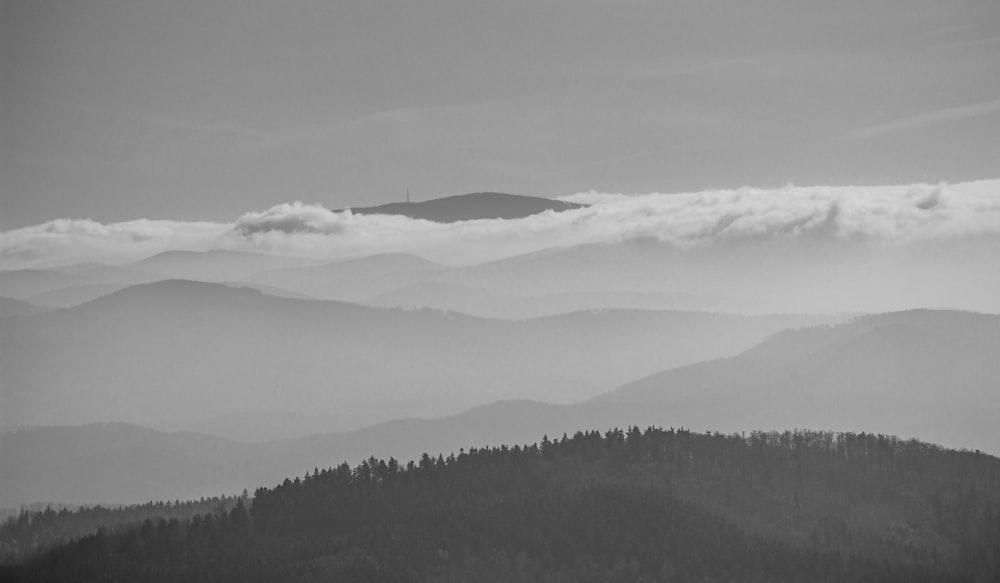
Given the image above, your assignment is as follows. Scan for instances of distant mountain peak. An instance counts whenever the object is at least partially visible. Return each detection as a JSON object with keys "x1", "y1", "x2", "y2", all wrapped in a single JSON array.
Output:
[{"x1": 343, "y1": 191, "x2": 585, "y2": 223}]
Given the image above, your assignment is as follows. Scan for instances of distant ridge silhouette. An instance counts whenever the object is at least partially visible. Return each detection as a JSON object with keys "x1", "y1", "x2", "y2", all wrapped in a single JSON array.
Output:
[
  {"x1": 598, "y1": 309, "x2": 1000, "y2": 452},
  {"x1": 130, "y1": 249, "x2": 318, "y2": 281},
  {"x1": 344, "y1": 191, "x2": 585, "y2": 222}
]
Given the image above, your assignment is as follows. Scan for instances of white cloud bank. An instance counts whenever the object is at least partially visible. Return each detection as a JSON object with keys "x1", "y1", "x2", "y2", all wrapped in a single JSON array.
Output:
[
  {"x1": 0, "y1": 218, "x2": 230, "y2": 269},
  {"x1": 2, "y1": 180, "x2": 998, "y2": 270}
]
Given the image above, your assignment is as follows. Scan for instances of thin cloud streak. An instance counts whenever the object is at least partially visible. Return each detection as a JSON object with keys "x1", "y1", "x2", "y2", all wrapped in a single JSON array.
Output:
[
  {"x1": 50, "y1": 100, "x2": 275, "y2": 146},
  {"x1": 843, "y1": 100, "x2": 1000, "y2": 141}
]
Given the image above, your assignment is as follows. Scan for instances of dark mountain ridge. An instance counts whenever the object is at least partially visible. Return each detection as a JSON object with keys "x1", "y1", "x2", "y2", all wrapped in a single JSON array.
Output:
[{"x1": 343, "y1": 191, "x2": 585, "y2": 222}]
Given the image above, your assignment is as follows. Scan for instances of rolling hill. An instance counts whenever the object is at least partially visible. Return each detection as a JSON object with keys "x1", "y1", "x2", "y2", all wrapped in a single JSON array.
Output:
[
  {"x1": 245, "y1": 253, "x2": 445, "y2": 302},
  {"x1": 0, "y1": 264, "x2": 164, "y2": 300},
  {"x1": 0, "y1": 401, "x2": 674, "y2": 507},
  {"x1": 0, "y1": 298, "x2": 47, "y2": 318},
  {"x1": 5, "y1": 427, "x2": 999, "y2": 582},
  {"x1": 24, "y1": 283, "x2": 133, "y2": 308},
  {"x1": 6, "y1": 309, "x2": 998, "y2": 508},
  {"x1": 243, "y1": 243, "x2": 780, "y2": 313},
  {"x1": 367, "y1": 282, "x2": 747, "y2": 319},
  {"x1": 0, "y1": 269, "x2": 103, "y2": 300},
  {"x1": 130, "y1": 249, "x2": 319, "y2": 281},
  {"x1": 598, "y1": 310, "x2": 1000, "y2": 453},
  {"x1": 1, "y1": 280, "x2": 834, "y2": 437}
]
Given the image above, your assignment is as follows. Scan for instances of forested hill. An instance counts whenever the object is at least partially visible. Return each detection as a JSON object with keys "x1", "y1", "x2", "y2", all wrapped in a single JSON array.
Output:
[
  {"x1": 0, "y1": 496, "x2": 242, "y2": 563},
  {"x1": 4, "y1": 428, "x2": 1000, "y2": 583}
]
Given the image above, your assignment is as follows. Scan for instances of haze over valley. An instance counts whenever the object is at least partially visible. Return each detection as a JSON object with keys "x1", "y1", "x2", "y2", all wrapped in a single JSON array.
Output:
[
  {"x1": 3, "y1": 187, "x2": 1000, "y2": 507},
  {"x1": 4, "y1": 1, "x2": 1000, "y2": 579}
]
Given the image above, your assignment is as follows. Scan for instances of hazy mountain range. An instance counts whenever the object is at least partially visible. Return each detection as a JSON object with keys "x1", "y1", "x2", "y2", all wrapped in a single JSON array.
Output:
[
  {"x1": 0, "y1": 298, "x2": 46, "y2": 319},
  {"x1": 3, "y1": 191, "x2": 998, "y2": 511},
  {"x1": 8, "y1": 0, "x2": 1000, "y2": 574},
  {"x1": 131, "y1": 249, "x2": 321, "y2": 282},
  {"x1": 8, "y1": 189, "x2": 997, "y2": 317},
  {"x1": 4, "y1": 237, "x2": 997, "y2": 321},
  {"x1": 1, "y1": 279, "x2": 834, "y2": 438},
  {"x1": 599, "y1": 309, "x2": 1000, "y2": 452},
  {"x1": 3, "y1": 309, "x2": 997, "y2": 507}
]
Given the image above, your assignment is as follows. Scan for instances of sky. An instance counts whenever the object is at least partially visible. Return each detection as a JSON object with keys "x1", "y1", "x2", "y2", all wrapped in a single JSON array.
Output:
[{"x1": 3, "y1": 0, "x2": 1000, "y2": 231}]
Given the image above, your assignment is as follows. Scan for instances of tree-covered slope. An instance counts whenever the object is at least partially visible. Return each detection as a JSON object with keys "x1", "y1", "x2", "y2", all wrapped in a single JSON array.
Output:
[
  {"x1": 4, "y1": 427, "x2": 999, "y2": 582},
  {"x1": 0, "y1": 496, "x2": 242, "y2": 564}
]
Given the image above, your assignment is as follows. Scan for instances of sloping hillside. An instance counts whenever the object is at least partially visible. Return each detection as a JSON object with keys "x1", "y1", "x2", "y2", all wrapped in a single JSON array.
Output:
[
  {"x1": 0, "y1": 298, "x2": 46, "y2": 318},
  {"x1": 246, "y1": 253, "x2": 445, "y2": 302},
  {"x1": 131, "y1": 250, "x2": 318, "y2": 281},
  {"x1": 599, "y1": 310, "x2": 1000, "y2": 452},
  {"x1": 1, "y1": 280, "x2": 837, "y2": 436}
]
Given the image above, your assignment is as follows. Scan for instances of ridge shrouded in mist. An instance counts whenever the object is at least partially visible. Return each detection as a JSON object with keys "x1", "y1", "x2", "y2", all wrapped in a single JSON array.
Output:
[{"x1": 5, "y1": 0, "x2": 1000, "y2": 577}]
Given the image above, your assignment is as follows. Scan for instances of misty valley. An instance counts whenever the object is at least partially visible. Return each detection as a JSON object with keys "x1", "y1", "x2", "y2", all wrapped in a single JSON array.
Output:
[
  {"x1": 8, "y1": 0, "x2": 1000, "y2": 576},
  {"x1": 2, "y1": 189, "x2": 1000, "y2": 582}
]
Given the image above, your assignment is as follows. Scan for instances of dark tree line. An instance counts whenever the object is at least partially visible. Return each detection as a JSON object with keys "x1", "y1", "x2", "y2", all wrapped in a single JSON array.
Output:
[
  {"x1": 0, "y1": 495, "x2": 242, "y2": 563},
  {"x1": 3, "y1": 427, "x2": 999, "y2": 582}
]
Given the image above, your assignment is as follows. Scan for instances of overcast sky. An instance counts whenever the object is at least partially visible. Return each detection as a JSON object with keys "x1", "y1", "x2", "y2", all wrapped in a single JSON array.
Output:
[{"x1": 3, "y1": 0, "x2": 1000, "y2": 230}]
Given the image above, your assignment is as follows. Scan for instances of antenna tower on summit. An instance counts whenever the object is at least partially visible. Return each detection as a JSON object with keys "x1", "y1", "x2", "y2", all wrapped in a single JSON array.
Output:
[{"x1": 406, "y1": 187, "x2": 410, "y2": 203}]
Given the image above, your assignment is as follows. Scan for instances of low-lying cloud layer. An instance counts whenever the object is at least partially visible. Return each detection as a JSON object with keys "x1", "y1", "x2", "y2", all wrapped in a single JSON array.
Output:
[
  {"x1": 0, "y1": 218, "x2": 230, "y2": 268},
  {"x1": 2, "y1": 180, "x2": 998, "y2": 269}
]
